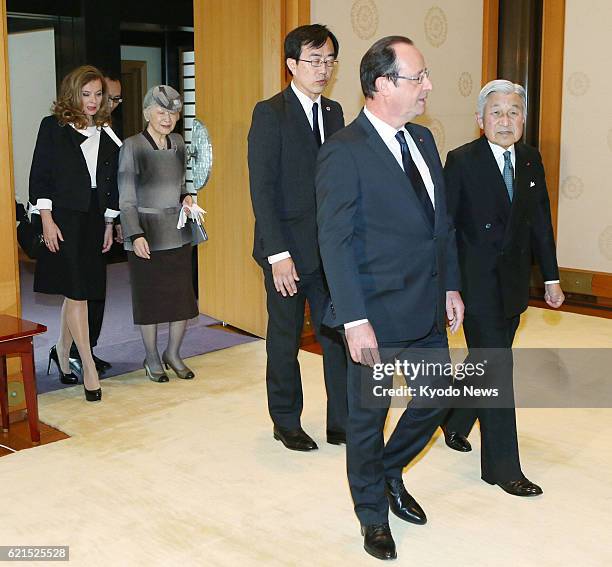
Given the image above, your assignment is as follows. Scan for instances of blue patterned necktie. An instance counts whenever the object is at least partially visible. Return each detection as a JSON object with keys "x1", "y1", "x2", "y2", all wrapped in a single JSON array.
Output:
[{"x1": 503, "y1": 150, "x2": 514, "y2": 202}]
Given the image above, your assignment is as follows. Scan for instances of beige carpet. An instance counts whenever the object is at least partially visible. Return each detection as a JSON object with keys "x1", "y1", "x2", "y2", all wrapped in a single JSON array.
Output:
[{"x1": 1, "y1": 307, "x2": 611, "y2": 566}]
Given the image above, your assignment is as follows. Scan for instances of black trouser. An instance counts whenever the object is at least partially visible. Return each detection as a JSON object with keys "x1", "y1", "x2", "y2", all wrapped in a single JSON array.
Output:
[
  {"x1": 263, "y1": 267, "x2": 347, "y2": 432},
  {"x1": 69, "y1": 298, "x2": 105, "y2": 357},
  {"x1": 444, "y1": 313, "x2": 523, "y2": 483},
  {"x1": 346, "y1": 326, "x2": 449, "y2": 526}
]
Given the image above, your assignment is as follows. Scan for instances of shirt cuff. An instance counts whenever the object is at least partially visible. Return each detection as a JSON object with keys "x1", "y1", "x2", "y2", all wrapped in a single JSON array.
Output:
[
  {"x1": 544, "y1": 280, "x2": 560, "y2": 285},
  {"x1": 268, "y1": 251, "x2": 291, "y2": 264},
  {"x1": 31, "y1": 198, "x2": 53, "y2": 212},
  {"x1": 104, "y1": 208, "x2": 120, "y2": 219},
  {"x1": 344, "y1": 319, "x2": 369, "y2": 329}
]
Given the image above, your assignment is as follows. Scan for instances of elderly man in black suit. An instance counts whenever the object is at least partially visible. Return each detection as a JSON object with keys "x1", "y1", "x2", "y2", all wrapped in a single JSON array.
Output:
[
  {"x1": 248, "y1": 24, "x2": 347, "y2": 452},
  {"x1": 316, "y1": 36, "x2": 463, "y2": 560},
  {"x1": 441, "y1": 79, "x2": 565, "y2": 496}
]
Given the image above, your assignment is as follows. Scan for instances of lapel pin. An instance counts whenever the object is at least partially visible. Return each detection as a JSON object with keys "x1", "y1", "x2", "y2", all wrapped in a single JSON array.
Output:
[
  {"x1": 419, "y1": 138, "x2": 424, "y2": 143},
  {"x1": 530, "y1": 181, "x2": 536, "y2": 187},
  {"x1": 526, "y1": 161, "x2": 531, "y2": 166},
  {"x1": 325, "y1": 106, "x2": 331, "y2": 111}
]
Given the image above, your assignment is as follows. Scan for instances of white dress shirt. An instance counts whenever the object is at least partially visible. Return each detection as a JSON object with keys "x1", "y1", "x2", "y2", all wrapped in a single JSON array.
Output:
[
  {"x1": 487, "y1": 140, "x2": 559, "y2": 285},
  {"x1": 32, "y1": 124, "x2": 121, "y2": 219},
  {"x1": 267, "y1": 82, "x2": 326, "y2": 265}
]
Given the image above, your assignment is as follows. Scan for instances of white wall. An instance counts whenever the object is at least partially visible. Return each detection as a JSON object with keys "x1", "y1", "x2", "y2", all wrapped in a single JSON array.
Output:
[
  {"x1": 556, "y1": 0, "x2": 612, "y2": 273},
  {"x1": 310, "y1": 0, "x2": 483, "y2": 160},
  {"x1": 120, "y1": 45, "x2": 162, "y2": 92},
  {"x1": 8, "y1": 28, "x2": 57, "y2": 205}
]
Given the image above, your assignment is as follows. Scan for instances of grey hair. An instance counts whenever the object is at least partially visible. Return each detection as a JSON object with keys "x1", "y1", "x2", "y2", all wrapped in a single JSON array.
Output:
[{"x1": 477, "y1": 79, "x2": 527, "y2": 117}]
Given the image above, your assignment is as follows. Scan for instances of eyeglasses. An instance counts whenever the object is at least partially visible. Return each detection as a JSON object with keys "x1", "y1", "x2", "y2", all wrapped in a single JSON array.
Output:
[
  {"x1": 391, "y1": 68, "x2": 431, "y2": 85},
  {"x1": 108, "y1": 96, "x2": 123, "y2": 104},
  {"x1": 297, "y1": 58, "x2": 338, "y2": 68}
]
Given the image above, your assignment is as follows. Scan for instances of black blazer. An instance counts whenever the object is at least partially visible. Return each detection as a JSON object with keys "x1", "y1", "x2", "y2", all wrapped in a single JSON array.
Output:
[
  {"x1": 316, "y1": 111, "x2": 460, "y2": 343},
  {"x1": 248, "y1": 86, "x2": 344, "y2": 274},
  {"x1": 29, "y1": 115, "x2": 120, "y2": 213},
  {"x1": 444, "y1": 136, "x2": 559, "y2": 318}
]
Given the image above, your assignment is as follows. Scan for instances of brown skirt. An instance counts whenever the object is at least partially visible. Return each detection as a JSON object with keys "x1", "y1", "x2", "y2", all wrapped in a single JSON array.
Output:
[{"x1": 127, "y1": 244, "x2": 198, "y2": 325}]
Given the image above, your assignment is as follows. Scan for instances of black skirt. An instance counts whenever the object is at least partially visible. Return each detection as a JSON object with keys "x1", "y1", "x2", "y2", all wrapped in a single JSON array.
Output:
[
  {"x1": 33, "y1": 191, "x2": 106, "y2": 300},
  {"x1": 127, "y1": 243, "x2": 198, "y2": 325}
]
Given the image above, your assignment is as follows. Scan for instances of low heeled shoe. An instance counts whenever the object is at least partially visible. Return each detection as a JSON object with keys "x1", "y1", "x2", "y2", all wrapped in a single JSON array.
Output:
[
  {"x1": 273, "y1": 426, "x2": 318, "y2": 451},
  {"x1": 161, "y1": 352, "x2": 195, "y2": 380},
  {"x1": 361, "y1": 523, "x2": 397, "y2": 561},
  {"x1": 385, "y1": 478, "x2": 427, "y2": 525}
]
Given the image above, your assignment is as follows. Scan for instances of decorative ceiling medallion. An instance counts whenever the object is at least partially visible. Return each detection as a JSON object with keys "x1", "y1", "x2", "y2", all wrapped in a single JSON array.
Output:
[
  {"x1": 428, "y1": 118, "x2": 446, "y2": 153},
  {"x1": 458, "y1": 72, "x2": 473, "y2": 97},
  {"x1": 560, "y1": 175, "x2": 584, "y2": 200},
  {"x1": 424, "y1": 6, "x2": 448, "y2": 48},
  {"x1": 351, "y1": 0, "x2": 379, "y2": 41},
  {"x1": 599, "y1": 226, "x2": 612, "y2": 261},
  {"x1": 567, "y1": 72, "x2": 590, "y2": 96}
]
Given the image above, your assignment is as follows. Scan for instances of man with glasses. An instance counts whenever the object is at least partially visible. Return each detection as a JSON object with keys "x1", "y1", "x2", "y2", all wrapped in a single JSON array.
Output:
[
  {"x1": 316, "y1": 36, "x2": 463, "y2": 560},
  {"x1": 69, "y1": 72, "x2": 123, "y2": 375},
  {"x1": 248, "y1": 24, "x2": 347, "y2": 452}
]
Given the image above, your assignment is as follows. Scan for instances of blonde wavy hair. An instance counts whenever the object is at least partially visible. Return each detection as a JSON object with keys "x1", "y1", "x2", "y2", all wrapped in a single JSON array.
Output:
[{"x1": 52, "y1": 65, "x2": 111, "y2": 129}]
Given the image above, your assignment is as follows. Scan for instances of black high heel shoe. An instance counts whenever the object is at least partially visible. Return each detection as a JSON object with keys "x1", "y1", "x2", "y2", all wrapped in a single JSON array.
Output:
[
  {"x1": 84, "y1": 385, "x2": 102, "y2": 402},
  {"x1": 162, "y1": 352, "x2": 195, "y2": 380},
  {"x1": 48, "y1": 345, "x2": 79, "y2": 385}
]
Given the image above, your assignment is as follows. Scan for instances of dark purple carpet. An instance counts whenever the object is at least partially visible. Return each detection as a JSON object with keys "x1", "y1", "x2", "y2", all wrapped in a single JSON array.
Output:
[{"x1": 20, "y1": 260, "x2": 259, "y2": 394}]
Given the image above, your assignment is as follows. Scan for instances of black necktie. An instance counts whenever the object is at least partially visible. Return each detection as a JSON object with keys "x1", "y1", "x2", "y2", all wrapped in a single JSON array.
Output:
[
  {"x1": 395, "y1": 130, "x2": 435, "y2": 226},
  {"x1": 312, "y1": 102, "x2": 322, "y2": 148}
]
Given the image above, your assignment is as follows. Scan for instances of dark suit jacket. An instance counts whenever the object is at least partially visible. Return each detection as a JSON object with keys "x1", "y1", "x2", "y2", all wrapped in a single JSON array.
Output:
[
  {"x1": 316, "y1": 111, "x2": 460, "y2": 343},
  {"x1": 248, "y1": 86, "x2": 344, "y2": 275},
  {"x1": 444, "y1": 136, "x2": 559, "y2": 319},
  {"x1": 29, "y1": 115, "x2": 120, "y2": 213}
]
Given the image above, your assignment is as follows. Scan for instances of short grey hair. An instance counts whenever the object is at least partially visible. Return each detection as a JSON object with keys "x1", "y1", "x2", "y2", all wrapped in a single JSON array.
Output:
[{"x1": 477, "y1": 79, "x2": 527, "y2": 117}]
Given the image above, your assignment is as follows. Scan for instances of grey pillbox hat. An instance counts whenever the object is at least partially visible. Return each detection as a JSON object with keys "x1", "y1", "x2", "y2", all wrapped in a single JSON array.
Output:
[{"x1": 143, "y1": 85, "x2": 182, "y2": 113}]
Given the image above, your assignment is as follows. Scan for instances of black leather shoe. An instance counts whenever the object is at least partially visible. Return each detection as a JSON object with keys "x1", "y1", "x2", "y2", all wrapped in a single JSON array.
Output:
[
  {"x1": 92, "y1": 353, "x2": 112, "y2": 372},
  {"x1": 326, "y1": 430, "x2": 346, "y2": 445},
  {"x1": 48, "y1": 346, "x2": 79, "y2": 385},
  {"x1": 361, "y1": 523, "x2": 397, "y2": 561},
  {"x1": 385, "y1": 478, "x2": 427, "y2": 525},
  {"x1": 443, "y1": 429, "x2": 472, "y2": 452},
  {"x1": 273, "y1": 426, "x2": 318, "y2": 451},
  {"x1": 486, "y1": 478, "x2": 543, "y2": 497}
]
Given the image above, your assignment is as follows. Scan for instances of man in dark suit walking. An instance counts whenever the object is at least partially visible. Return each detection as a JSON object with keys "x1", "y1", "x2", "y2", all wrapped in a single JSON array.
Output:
[
  {"x1": 248, "y1": 24, "x2": 347, "y2": 452},
  {"x1": 442, "y1": 79, "x2": 565, "y2": 496},
  {"x1": 316, "y1": 36, "x2": 463, "y2": 560}
]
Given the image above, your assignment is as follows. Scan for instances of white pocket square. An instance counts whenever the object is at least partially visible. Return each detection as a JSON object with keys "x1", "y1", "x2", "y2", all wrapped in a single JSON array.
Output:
[{"x1": 530, "y1": 181, "x2": 536, "y2": 188}]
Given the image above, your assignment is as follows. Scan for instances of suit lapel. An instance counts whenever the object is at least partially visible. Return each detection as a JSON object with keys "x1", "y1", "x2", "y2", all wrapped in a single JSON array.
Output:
[
  {"x1": 66, "y1": 125, "x2": 89, "y2": 171},
  {"x1": 358, "y1": 112, "x2": 433, "y2": 231},
  {"x1": 501, "y1": 142, "x2": 531, "y2": 244},
  {"x1": 321, "y1": 96, "x2": 340, "y2": 139},
  {"x1": 283, "y1": 86, "x2": 318, "y2": 154}
]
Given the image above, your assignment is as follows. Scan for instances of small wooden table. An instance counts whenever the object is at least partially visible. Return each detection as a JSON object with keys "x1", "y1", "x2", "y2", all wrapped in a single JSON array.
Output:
[{"x1": 0, "y1": 315, "x2": 47, "y2": 444}]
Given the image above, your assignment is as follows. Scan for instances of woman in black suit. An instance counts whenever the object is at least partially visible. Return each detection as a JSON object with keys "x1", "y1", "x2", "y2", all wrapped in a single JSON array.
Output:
[{"x1": 29, "y1": 65, "x2": 122, "y2": 402}]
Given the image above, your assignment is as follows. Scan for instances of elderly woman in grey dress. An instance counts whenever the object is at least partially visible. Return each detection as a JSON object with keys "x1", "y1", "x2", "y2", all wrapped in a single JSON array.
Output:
[{"x1": 118, "y1": 85, "x2": 198, "y2": 382}]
